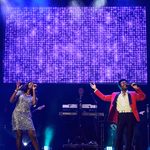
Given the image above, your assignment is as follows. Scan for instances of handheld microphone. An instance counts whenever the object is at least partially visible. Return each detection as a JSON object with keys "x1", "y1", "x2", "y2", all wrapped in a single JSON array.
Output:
[
  {"x1": 147, "y1": 104, "x2": 149, "y2": 120},
  {"x1": 127, "y1": 83, "x2": 138, "y2": 87},
  {"x1": 131, "y1": 83, "x2": 137, "y2": 86},
  {"x1": 18, "y1": 85, "x2": 23, "y2": 90},
  {"x1": 33, "y1": 84, "x2": 37, "y2": 87},
  {"x1": 90, "y1": 82, "x2": 95, "y2": 85}
]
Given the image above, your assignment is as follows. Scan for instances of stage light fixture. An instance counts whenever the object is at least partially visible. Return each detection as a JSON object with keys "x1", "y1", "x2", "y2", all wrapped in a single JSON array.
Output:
[
  {"x1": 23, "y1": 142, "x2": 28, "y2": 146},
  {"x1": 44, "y1": 146, "x2": 51, "y2": 150},
  {"x1": 105, "y1": 146, "x2": 113, "y2": 150},
  {"x1": 69, "y1": 0, "x2": 79, "y2": 6},
  {"x1": 92, "y1": 0, "x2": 106, "y2": 7},
  {"x1": 1, "y1": 0, "x2": 11, "y2": 15},
  {"x1": 22, "y1": 135, "x2": 31, "y2": 147}
]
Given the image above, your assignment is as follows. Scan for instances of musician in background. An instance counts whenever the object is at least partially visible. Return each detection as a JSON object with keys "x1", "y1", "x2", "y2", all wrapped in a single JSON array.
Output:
[
  {"x1": 75, "y1": 87, "x2": 97, "y2": 143},
  {"x1": 10, "y1": 81, "x2": 39, "y2": 150},
  {"x1": 74, "y1": 87, "x2": 86, "y2": 143},
  {"x1": 76, "y1": 87, "x2": 85, "y2": 103},
  {"x1": 76, "y1": 87, "x2": 94, "y2": 104},
  {"x1": 90, "y1": 79, "x2": 146, "y2": 150}
]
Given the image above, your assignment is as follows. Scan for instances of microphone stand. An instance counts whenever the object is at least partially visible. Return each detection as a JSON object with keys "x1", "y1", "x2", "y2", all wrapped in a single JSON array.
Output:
[
  {"x1": 147, "y1": 104, "x2": 150, "y2": 149},
  {"x1": 91, "y1": 93, "x2": 98, "y2": 136},
  {"x1": 78, "y1": 96, "x2": 84, "y2": 144},
  {"x1": 72, "y1": 95, "x2": 86, "y2": 145},
  {"x1": 91, "y1": 93, "x2": 104, "y2": 148}
]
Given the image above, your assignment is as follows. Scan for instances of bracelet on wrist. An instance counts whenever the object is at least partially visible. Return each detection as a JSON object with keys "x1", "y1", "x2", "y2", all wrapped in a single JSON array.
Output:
[{"x1": 14, "y1": 89, "x2": 18, "y2": 92}]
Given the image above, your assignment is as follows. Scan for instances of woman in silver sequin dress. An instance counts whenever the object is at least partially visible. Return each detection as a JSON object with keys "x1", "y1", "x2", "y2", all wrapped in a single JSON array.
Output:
[{"x1": 10, "y1": 81, "x2": 39, "y2": 150}]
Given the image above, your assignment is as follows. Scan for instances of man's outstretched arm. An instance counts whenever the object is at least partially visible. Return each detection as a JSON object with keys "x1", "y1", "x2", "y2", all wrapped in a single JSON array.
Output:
[{"x1": 90, "y1": 82, "x2": 112, "y2": 102}]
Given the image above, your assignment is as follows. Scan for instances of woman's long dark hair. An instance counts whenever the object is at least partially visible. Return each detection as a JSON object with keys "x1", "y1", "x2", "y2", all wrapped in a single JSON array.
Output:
[{"x1": 20, "y1": 82, "x2": 37, "y2": 96}]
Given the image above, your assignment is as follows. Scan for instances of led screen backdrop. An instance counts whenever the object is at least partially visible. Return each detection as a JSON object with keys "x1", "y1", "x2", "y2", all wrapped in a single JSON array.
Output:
[{"x1": 4, "y1": 7, "x2": 147, "y2": 83}]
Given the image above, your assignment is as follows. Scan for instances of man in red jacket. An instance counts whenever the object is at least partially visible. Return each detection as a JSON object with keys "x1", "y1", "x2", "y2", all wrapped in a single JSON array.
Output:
[{"x1": 90, "y1": 79, "x2": 146, "y2": 150}]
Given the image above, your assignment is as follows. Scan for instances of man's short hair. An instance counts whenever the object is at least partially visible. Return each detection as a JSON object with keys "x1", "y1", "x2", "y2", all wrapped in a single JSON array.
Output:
[{"x1": 118, "y1": 79, "x2": 128, "y2": 87}]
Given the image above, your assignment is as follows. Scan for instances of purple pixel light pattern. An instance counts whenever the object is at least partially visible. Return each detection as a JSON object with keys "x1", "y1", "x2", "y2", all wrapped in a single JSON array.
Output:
[{"x1": 4, "y1": 7, "x2": 147, "y2": 83}]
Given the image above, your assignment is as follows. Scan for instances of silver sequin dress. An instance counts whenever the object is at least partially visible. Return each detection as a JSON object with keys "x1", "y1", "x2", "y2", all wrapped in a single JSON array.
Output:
[{"x1": 12, "y1": 90, "x2": 35, "y2": 131}]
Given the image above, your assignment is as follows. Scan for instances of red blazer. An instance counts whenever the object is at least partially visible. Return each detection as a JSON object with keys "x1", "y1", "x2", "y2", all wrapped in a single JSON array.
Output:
[{"x1": 95, "y1": 88, "x2": 146, "y2": 124}]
